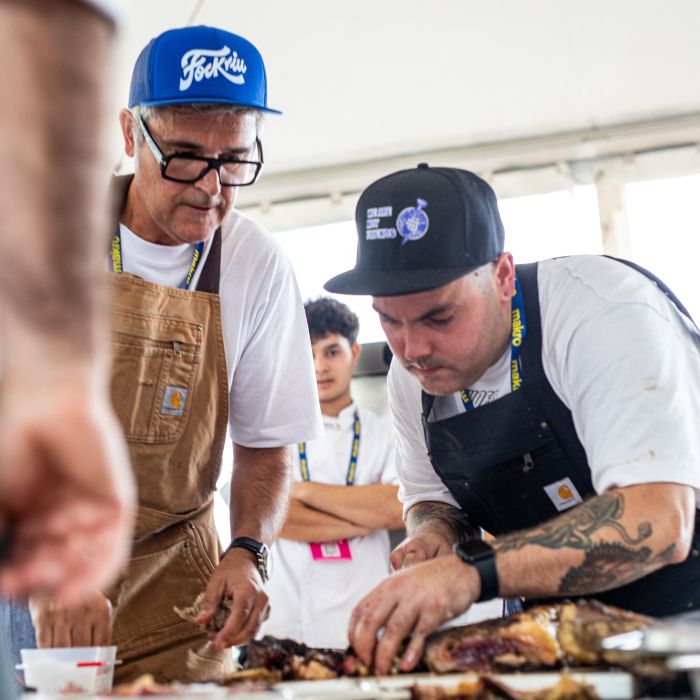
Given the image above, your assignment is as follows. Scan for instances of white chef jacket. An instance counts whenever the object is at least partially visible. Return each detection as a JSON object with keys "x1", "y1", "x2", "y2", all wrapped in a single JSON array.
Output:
[{"x1": 261, "y1": 403, "x2": 397, "y2": 649}]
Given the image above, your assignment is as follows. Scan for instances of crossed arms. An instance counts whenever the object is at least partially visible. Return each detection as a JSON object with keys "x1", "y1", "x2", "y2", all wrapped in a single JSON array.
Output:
[{"x1": 281, "y1": 482, "x2": 404, "y2": 542}]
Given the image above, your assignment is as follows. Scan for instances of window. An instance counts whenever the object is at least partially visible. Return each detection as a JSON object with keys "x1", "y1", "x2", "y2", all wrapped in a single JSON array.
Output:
[
  {"x1": 501, "y1": 186, "x2": 602, "y2": 262},
  {"x1": 625, "y1": 174, "x2": 700, "y2": 320}
]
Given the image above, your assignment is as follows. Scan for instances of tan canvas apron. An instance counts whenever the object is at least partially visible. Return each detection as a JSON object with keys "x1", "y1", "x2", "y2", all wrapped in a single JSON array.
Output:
[{"x1": 106, "y1": 177, "x2": 232, "y2": 683}]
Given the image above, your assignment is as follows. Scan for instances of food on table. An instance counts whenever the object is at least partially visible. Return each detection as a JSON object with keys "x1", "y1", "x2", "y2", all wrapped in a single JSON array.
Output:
[
  {"x1": 245, "y1": 636, "x2": 346, "y2": 679},
  {"x1": 409, "y1": 675, "x2": 599, "y2": 700},
  {"x1": 424, "y1": 600, "x2": 651, "y2": 673},
  {"x1": 174, "y1": 592, "x2": 234, "y2": 632}
]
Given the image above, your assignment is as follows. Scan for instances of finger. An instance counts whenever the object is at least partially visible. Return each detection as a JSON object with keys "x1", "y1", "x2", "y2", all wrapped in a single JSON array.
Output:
[
  {"x1": 348, "y1": 591, "x2": 398, "y2": 667},
  {"x1": 196, "y1": 576, "x2": 227, "y2": 624},
  {"x1": 399, "y1": 630, "x2": 427, "y2": 672},
  {"x1": 71, "y1": 613, "x2": 93, "y2": 647},
  {"x1": 34, "y1": 610, "x2": 54, "y2": 648},
  {"x1": 212, "y1": 594, "x2": 255, "y2": 650},
  {"x1": 389, "y1": 548, "x2": 405, "y2": 571},
  {"x1": 374, "y1": 606, "x2": 419, "y2": 676},
  {"x1": 92, "y1": 618, "x2": 111, "y2": 646},
  {"x1": 401, "y1": 548, "x2": 428, "y2": 568},
  {"x1": 219, "y1": 596, "x2": 267, "y2": 648},
  {"x1": 53, "y1": 611, "x2": 72, "y2": 647}
]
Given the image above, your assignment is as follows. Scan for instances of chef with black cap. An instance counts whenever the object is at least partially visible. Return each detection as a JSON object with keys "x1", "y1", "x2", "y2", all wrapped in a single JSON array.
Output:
[{"x1": 324, "y1": 163, "x2": 700, "y2": 675}]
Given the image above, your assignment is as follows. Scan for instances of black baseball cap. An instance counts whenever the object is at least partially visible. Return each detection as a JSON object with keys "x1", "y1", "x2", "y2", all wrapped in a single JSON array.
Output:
[{"x1": 324, "y1": 164, "x2": 505, "y2": 296}]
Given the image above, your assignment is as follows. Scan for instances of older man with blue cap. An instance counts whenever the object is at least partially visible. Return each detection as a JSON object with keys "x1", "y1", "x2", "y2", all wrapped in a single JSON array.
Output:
[{"x1": 7, "y1": 25, "x2": 322, "y2": 684}]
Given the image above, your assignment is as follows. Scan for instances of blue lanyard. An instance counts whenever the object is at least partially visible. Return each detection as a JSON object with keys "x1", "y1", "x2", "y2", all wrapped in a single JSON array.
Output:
[
  {"x1": 298, "y1": 411, "x2": 361, "y2": 485},
  {"x1": 461, "y1": 275, "x2": 526, "y2": 410},
  {"x1": 111, "y1": 227, "x2": 205, "y2": 291}
]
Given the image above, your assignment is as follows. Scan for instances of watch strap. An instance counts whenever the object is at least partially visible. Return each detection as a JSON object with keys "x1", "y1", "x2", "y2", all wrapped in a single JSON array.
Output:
[
  {"x1": 472, "y1": 551, "x2": 499, "y2": 602},
  {"x1": 454, "y1": 541, "x2": 499, "y2": 602},
  {"x1": 224, "y1": 537, "x2": 269, "y2": 581}
]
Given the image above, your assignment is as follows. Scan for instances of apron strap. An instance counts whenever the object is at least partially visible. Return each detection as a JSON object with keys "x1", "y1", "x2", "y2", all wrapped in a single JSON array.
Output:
[{"x1": 196, "y1": 228, "x2": 221, "y2": 294}]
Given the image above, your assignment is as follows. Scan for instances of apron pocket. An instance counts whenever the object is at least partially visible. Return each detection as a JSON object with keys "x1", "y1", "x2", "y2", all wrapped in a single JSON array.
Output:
[
  {"x1": 111, "y1": 310, "x2": 202, "y2": 444},
  {"x1": 463, "y1": 443, "x2": 589, "y2": 532},
  {"x1": 433, "y1": 438, "x2": 590, "y2": 533},
  {"x1": 111, "y1": 527, "x2": 216, "y2": 656}
]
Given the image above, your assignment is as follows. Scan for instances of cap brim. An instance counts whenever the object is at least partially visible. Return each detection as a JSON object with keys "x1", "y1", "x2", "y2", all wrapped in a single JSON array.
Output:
[
  {"x1": 131, "y1": 96, "x2": 282, "y2": 114},
  {"x1": 324, "y1": 265, "x2": 479, "y2": 297}
]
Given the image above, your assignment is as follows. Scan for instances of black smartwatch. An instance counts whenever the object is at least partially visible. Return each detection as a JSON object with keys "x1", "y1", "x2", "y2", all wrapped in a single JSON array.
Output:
[
  {"x1": 224, "y1": 537, "x2": 271, "y2": 582},
  {"x1": 453, "y1": 538, "x2": 499, "y2": 602}
]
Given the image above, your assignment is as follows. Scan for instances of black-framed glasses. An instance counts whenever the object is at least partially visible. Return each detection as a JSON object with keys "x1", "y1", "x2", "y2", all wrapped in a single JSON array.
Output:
[{"x1": 139, "y1": 116, "x2": 264, "y2": 187}]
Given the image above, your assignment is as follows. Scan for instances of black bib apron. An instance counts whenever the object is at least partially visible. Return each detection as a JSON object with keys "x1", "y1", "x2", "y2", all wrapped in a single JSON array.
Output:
[{"x1": 422, "y1": 259, "x2": 700, "y2": 617}]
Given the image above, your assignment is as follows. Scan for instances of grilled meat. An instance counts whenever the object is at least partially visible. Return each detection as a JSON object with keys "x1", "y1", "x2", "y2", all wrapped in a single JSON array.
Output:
[
  {"x1": 244, "y1": 636, "x2": 345, "y2": 680},
  {"x1": 424, "y1": 600, "x2": 651, "y2": 673},
  {"x1": 424, "y1": 605, "x2": 561, "y2": 672}
]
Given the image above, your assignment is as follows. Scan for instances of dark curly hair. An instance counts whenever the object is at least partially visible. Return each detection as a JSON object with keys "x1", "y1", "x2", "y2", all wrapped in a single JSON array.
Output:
[{"x1": 304, "y1": 297, "x2": 360, "y2": 345}]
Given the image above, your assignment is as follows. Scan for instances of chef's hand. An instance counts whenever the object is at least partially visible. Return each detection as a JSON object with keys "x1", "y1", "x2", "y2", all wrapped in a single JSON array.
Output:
[
  {"x1": 390, "y1": 525, "x2": 454, "y2": 570},
  {"x1": 0, "y1": 380, "x2": 135, "y2": 602},
  {"x1": 196, "y1": 548, "x2": 269, "y2": 650},
  {"x1": 349, "y1": 554, "x2": 479, "y2": 675},
  {"x1": 29, "y1": 591, "x2": 113, "y2": 647}
]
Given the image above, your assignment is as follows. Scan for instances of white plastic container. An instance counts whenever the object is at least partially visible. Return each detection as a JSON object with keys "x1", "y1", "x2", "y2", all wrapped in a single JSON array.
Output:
[{"x1": 18, "y1": 646, "x2": 118, "y2": 694}]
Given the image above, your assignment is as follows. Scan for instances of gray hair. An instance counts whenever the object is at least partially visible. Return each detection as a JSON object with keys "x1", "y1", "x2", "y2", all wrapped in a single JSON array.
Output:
[{"x1": 130, "y1": 103, "x2": 265, "y2": 147}]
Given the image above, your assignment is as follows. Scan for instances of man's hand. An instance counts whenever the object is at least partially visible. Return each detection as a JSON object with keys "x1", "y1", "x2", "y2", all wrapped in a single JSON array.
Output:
[
  {"x1": 195, "y1": 548, "x2": 269, "y2": 650},
  {"x1": 393, "y1": 501, "x2": 479, "y2": 571},
  {"x1": 390, "y1": 526, "x2": 454, "y2": 570},
  {"x1": 0, "y1": 381, "x2": 135, "y2": 602},
  {"x1": 349, "y1": 554, "x2": 479, "y2": 675},
  {"x1": 29, "y1": 591, "x2": 112, "y2": 647}
]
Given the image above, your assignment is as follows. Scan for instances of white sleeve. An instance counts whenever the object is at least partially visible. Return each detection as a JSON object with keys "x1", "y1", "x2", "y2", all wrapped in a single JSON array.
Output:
[
  {"x1": 541, "y1": 264, "x2": 700, "y2": 496},
  {"x1": 376, "y1": 413, "x2": 398, "y2": 485},
  {"x1": 227, "y1": 249, "x2": 323, "y2": 448},
  {"x1": 387, "y1": 362, "x2": 460, "y2": 517}
]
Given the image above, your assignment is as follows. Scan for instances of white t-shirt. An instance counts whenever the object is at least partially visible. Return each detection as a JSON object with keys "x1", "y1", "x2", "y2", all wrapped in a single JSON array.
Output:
[
  {"x1": 260, "y1": 403, "x2": 397, "y2": 649},
  {"x1": 389, "y1": 255, "x2": 700, "y2": 516},
  {"x1": 115, "y1": 214, "x2": 322, "y2": 448}
]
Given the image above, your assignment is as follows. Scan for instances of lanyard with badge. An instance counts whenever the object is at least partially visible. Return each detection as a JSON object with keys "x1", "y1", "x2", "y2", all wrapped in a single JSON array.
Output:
[
  {"x1": 110, "y1": 227, "x2": 205, "y2": 291},
  {"x1": 461, "y1": 275, "x2": 526, "y2": 410},
  {"x1": 297, "y1": 411, "x2": 360, "y2": 562}
]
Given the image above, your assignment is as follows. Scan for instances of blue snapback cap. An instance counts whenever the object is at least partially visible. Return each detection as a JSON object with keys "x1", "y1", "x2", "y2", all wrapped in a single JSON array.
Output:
[{"x1": 128, "y1": 25, "x2": 281, "y2": 113}]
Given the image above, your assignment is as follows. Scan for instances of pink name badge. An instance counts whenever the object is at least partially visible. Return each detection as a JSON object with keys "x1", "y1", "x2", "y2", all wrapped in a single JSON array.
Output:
[{"x1": 310, "y1": 540, "x2": 352, "y2": 561}]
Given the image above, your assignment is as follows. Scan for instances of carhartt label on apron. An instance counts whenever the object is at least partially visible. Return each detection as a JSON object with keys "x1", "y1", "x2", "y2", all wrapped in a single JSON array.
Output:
[
  {"x1": 161, "y1": 386, "x2": 188, "y2": 416},
  {"x1": 544, "y1": 477, "x2": 583, "y2": 511},
  {"x1": 310, "y1": 540, "x2": 352, "y2": 561}
]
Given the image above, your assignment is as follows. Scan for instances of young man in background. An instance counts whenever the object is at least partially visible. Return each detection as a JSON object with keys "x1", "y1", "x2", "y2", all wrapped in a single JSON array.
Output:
[{"x1": 260, "y1": 297, "x2": 402, "y2": 649}]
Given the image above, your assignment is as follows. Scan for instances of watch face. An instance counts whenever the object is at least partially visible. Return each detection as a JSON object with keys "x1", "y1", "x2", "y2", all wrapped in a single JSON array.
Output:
[
  {"x1": 258, "y1": 543, "x2": 271, "y2": 581},
  {"x1": 455, "y1": 538, "x2": 493, "y2": 562}
]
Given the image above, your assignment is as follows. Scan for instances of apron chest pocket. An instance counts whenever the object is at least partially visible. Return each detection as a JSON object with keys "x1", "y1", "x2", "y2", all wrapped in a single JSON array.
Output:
[
  {"x1": 461, "y1": 439, "x2": 589, "y2": 532},
  {"x1": 111, "y1": 310, "x2": 202, "y2": 444}
]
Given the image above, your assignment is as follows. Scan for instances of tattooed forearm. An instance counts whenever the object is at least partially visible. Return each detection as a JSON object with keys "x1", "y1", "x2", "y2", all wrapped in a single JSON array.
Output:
[
  {"x1": 558, "y1": 542, "x2": 676, "y2": 595},
  {"x1": 406, "y1": 501, "x2": 479, "y2": 544},
  {"x1": 493, "y1": 492, "x2": 651, "y2": 553}
]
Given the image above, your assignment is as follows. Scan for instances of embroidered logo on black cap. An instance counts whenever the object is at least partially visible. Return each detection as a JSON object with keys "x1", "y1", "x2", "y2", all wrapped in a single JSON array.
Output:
[{"x1": 396, "y1": 198, "x2": 429, "y2": 245}]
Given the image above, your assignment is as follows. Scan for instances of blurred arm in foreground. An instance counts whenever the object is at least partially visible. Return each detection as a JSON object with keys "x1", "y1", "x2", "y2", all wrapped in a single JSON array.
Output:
[{"x1": 0, "y1": 0, "x2": 135, "y2": 603}]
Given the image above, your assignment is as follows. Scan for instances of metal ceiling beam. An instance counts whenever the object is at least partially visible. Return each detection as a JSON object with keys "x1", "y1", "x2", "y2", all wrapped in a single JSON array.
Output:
[{"x1": 237, "y1": 112, "x2": 700, "y2": 211}]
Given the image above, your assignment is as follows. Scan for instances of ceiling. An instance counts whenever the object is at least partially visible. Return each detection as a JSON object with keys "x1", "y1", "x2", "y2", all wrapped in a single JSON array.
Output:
[{"x1": 113, "y1": 1, "x2": 700, "y2": 218}]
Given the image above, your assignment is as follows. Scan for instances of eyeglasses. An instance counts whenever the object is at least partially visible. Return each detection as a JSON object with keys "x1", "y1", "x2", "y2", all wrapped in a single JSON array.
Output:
[{"x1": 139, "y1": 116, "x2": 264, "y2": 187}]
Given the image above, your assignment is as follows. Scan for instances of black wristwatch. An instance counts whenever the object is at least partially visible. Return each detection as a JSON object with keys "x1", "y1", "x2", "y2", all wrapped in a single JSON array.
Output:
[
  {"x1": 224, "y1": 537, "x2": 271, "y2": 582},
  {"x1": 453, "y1": 538, "x2": 499, "y2": 602}
]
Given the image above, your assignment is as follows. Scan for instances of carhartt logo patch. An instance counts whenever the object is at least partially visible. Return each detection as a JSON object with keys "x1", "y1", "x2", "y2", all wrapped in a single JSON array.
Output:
[
  {"x1": 544, "y1": 477, "x2": 582, "y2": 511},
  {"x1": 161, "y1": 386, "x2": 187, "y2": 416}
]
